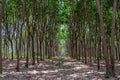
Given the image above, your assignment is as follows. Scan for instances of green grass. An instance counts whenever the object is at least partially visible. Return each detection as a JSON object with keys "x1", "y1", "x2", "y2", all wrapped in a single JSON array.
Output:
[{"x1": 0, "y1": 74, "x2": 5, "y2": 78}]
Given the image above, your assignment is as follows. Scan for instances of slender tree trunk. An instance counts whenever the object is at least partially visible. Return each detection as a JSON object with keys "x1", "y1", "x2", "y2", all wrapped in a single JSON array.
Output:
[
  {"x1": 110, "y1": 0, "x2": 117, "y2": 77},
  {"x1": 25, "y1": 0, "x2": 30, "y2": 67},
  {"x1": 97, "y1": 36, "x2": 101, "y2": 70},
  {"x1": 84, "y1": 37, "x2": 87, "y2": 64},
  {"x1": 37, "y1": 35, "x2": 39, "y2": 63},
  {"x1": 96, "y1": 0, "x2": 110, "y2": 77},
  {"x1": 97, "y1": 16, "x2": 101, "y2": 70},
  {"x1": 31, "y1": 29, "x2": 35, "y2": 65},
  {"x1": 16, "y1": 39, "x2": 19, "y2": 71},
  {"x1": 0, "y1": 9, "x2": 2, "y2": 73},
  {"x1": 0, "y1": 0, "x2": 5, "y2": 74},
  {"x1": 10, "y1": 40, "x2": 14, "y2": 59},
  {"x1": 25, "y1": 17, "x2": 29, "y2": 68}
]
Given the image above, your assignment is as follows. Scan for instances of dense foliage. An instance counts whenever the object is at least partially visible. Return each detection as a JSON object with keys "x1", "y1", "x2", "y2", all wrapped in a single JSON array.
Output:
[{"x1": 0, "y1": 0, "x2": 119, "y2": 78}]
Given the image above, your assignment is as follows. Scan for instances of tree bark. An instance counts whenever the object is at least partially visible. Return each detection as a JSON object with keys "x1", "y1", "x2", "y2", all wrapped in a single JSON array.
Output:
[
  {"x1": 0, "y1": 0, "x2": 5, "y2": 74},
  {"x1": 96, "y1": 0, "x2": 110, "y2": 78},
  {"x1": 110, "y1": 0, "x2": 117, "y2": 77}
]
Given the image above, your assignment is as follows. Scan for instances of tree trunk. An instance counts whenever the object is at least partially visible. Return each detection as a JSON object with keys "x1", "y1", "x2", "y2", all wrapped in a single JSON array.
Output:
[
  {"x1": 16, "y1": 38, "x2": 19, "y2": 72},
  {"x1": 0, "y1": 0, "x2": 5, "y2": 74},
  {"x1": 96, "y1": 0, "x2": 110, "y2": 78},
  {"x1": 110, "y1": 0, "x2": 117, "y2": 77},
  {"x1": 31, "y1": 29, "x2": 35, "y2": 65}
]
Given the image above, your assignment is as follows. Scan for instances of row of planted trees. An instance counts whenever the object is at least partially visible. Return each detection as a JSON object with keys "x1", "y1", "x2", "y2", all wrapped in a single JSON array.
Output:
[
  {"x1": 0, "y1": 0, "x2": 120, "y2": 78},
  {"x1": 67, "y1": 0, "x2": 120, "y2": 78},
  {"x1": 0, "y1": 0, "x2": 62, "y2": 73}
]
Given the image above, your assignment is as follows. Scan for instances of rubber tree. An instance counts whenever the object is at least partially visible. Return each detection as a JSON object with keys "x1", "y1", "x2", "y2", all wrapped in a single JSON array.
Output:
[{"x1": 0, "y1": 0, "x2": 5, "y2": 74}]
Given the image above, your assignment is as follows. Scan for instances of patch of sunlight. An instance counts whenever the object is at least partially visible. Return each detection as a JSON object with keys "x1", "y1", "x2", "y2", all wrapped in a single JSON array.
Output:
[
  {"x1": 63, "y1": 62, "x2": 72, "y2": 65},
  {"x1": 59, "y1": 68, "x2": 72, "y2": 71},
  {"x1": 41, "y1": 69, "x2": 58, "y2": 74},
  {"x1": 56, "y1": 78, "x2": 61, "y2": 80},
  {"x1": 86, "y1": 71, "x2": 94, "y2": 74},
  {"x1": 10, "y1": 71, "x2": 16, "y2": 74},
  {"x1": 98, "y1": 72, "x2": 105, "y2": 75},
  {"x1": 81, "y1": 73, "x2": 89, "y2": 77},
  {"x1": 38, "y1": 64, "x2": 44, "y2": 66},
  {"x1": 79, "y1": 65, "x2": 89, "y2": 68},
  {"x1": 117, "y1": 75, "x2": 120, "y2": 78},
  {"x1": 116, "y1": 63, "x2": 120, "y2": 66},
  {"x1": 92, "y1": 78, "x2": 102, "y2": 80},
  {"x1": 20, "y1": 60, "x2": 26, "y2": 63},
  {"x1": 27, "y1": 70, "x2": 39, "y2": 74},
  {"x1": 73, "y1": 66, "x2": 82, "y2": 70},
  {"x1": 9, "y1": 64, "x2": 13, "y2": 67},
  {"x1": 10, "y1": 71, "x2": 26, "y2": 75}
]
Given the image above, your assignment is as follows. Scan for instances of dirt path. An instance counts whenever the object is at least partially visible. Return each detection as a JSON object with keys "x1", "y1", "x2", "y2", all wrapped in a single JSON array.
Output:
[{"x1": 0, "y1": 59, "x2": 119, "y2": 80}]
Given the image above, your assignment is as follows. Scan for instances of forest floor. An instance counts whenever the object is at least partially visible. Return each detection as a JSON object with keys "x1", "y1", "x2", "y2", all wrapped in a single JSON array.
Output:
[{"x1": 0, "y1": 59, "x2": 120, "y2": 80}]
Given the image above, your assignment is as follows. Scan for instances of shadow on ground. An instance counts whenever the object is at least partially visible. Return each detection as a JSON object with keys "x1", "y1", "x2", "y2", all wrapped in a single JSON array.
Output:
[{"x1": 0, "y1": 59, "x2": 120, "y2": 80}]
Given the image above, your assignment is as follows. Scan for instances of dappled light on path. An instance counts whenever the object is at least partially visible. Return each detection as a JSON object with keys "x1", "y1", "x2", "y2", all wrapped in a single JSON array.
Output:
[{"x1": 0, "y1": 59, "x2": 120, "y2": 80}]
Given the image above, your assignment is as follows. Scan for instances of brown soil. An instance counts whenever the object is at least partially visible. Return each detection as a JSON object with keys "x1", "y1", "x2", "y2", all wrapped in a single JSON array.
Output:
[{"x1": 0, "y1": 59, "x2": 120, "y2": 80}]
